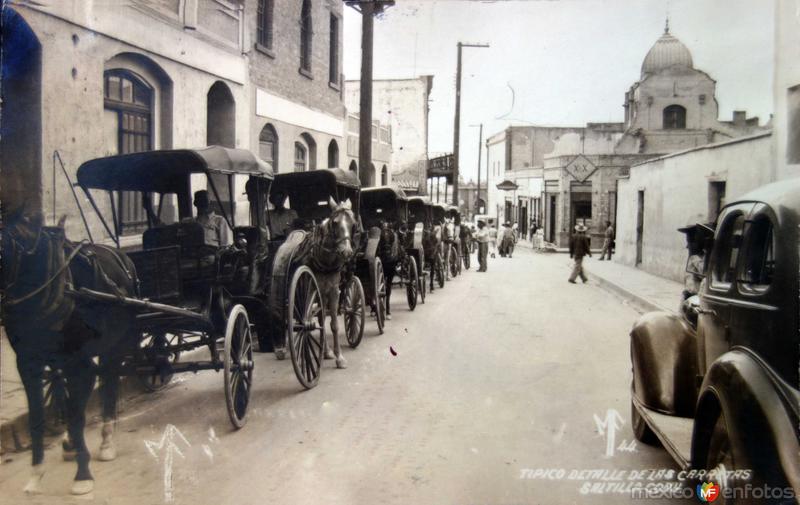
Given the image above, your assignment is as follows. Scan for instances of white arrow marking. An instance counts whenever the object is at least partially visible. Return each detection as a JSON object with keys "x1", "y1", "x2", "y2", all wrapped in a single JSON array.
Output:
[{"x1": 145, "y1": 424, "x2": 191, "y2": 503}]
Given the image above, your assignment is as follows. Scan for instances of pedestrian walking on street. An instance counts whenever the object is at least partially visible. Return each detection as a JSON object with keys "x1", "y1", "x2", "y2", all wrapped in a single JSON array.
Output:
[
  {"x1": 568, "y1": 223, "x2": 592, "y2": 283},
  {"x1": 599, "y1": 220, "x2": 615, "y2": 260},
  {"x1": 475, "y1": 220, "x2": 490, "y2": 272}
]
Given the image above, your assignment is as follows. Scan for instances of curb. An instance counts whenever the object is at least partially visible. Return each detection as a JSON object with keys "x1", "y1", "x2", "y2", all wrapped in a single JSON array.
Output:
[{"x1": 587, "y1": 272, "x2": 672, "y2": 315}]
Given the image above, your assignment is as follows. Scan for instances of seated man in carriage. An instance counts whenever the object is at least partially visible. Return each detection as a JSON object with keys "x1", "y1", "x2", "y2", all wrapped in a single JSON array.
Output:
[
  {"x1": 267, "y1": 189, "x2": 300, "y2": 240},
  {"x1": 189, "y1": 190, "x2": 230, "y2": 247}
]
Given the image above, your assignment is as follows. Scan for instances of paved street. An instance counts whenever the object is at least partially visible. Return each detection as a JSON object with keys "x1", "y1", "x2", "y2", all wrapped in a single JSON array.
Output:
[{"x1": 0, "y1": 249, "x2": 682, "y2": 505}]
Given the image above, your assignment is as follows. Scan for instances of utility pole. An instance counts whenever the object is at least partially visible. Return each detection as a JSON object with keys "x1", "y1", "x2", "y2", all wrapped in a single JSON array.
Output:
[
  {"x1": 452, "y1": 42, "x2": 489, "y2": 207},
  {"x1": 469, "y1": 123, "x2": 483, "y2": 212},
  {"x1": 346, "y1": 0, "x2": 395, "y2": 187}
]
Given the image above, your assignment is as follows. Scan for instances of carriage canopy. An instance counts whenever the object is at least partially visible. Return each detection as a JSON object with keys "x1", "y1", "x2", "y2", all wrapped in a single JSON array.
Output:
[
  {"x1": 271, "y1": 169, "x2": 361, "y2": 223},
  {"x1": 361, "y1": 186, "x2": 408, "y2": 229},
  {"x1": 407, "y1": 197, "x2": 432, "y2": 228},
  {"x1": 431, "y1": 203, "x2": 447, "y2": 224}
]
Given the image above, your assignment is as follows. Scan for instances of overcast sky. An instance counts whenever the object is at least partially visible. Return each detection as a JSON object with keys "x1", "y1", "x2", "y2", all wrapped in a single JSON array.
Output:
[{"x1": 342, "y1": 0, "x2": 774, "y2": 184}]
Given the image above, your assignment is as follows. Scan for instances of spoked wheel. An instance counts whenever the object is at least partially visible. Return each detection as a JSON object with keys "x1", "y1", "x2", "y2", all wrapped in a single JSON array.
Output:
[
  {"x1": 405, "y1": 256, "x2": 418, "y2": 311},
  {"x1": 374, "y1": 259, "x2": 387, "y2": 335},
  {"x1": 435, "y1": 253, "x2": 446, "y2": 288},
  {"x1": 287, "y1": 266, "x2": 325, "y2": 389},
  {"x1": 223, "y1": 305, "x2": 254, "y2": 429},
  {"x1": 418, "y1": 263, "x2": 427, "y2": 304},
  {"x1": 343, "y1": 276, "x2": 366, "y2": 348},
  {"x1": 449, "y1": 245, "x2": 459, "y2": 278},
  {"x1": 463, "y1": 246, "x2": 471, "y2": 270},
  {"x1": 137, "y1": 332, "x2": 182, "y2": 392}
]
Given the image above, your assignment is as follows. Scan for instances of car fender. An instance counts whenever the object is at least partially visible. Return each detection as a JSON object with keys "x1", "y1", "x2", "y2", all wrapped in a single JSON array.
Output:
[
  {"x1": 630, "y1": 311, "x2": 699, "y2": 416},
  {"x1": 692, "y1": 348, "x2": 800, "y2": 492}
]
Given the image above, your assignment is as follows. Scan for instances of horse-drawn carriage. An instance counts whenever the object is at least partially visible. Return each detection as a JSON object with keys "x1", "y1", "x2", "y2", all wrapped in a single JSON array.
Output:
[
  {"x1": 267, "y1": 169, "x2": 382, "y2": 386},
  {"x1": 70, "y1": 147, "x2": 273, "y2": 429},
  {"x1": 361, "y1": 186, "x2": 420, "y2": 313},
  {"x1": 408, "y1": 197, "x2": 445, "y2": 292}
]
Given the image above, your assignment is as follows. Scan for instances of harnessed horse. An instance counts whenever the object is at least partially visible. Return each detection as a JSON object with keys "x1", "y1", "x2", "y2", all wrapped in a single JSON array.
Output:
[
  {"x1": 3, "y1": 212, "x2": 138, "y2": 495},
  {"x1": 376, "y1": 222, "x2": 402, "y2": 319},
  {"x1": 295, "y1": 197, "x2": 357, "y2": 369}
]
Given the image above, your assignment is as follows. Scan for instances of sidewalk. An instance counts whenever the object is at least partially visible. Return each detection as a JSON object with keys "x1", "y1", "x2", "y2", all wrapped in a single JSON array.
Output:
[{"x1": 516, "y1": 239, "x2": 682, "y2": 314}]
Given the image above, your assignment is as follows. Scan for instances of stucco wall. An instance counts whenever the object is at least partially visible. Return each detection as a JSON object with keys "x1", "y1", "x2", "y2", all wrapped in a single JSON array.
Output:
[
  {"x1": 345, "y1": 77, "x2": 431, "y2": 179},
  {"x1": 14, "y1": 5, "x2": 249, "y2": 244},
  {"x1": 615, "y1": 132, "x2": 773, "y2": 282}
]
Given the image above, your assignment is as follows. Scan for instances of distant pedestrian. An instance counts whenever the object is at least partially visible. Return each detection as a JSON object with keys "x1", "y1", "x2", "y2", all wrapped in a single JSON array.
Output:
[
  {"x1": 488, "y1": 223, "x2": 498, "y2": 258},
  {"x1": 599, "y1": 221, "x2": 615, "y2": 260},
  {"x1": 568, "y1": 223, "x2": 592, "y2": 284},
  {"x1": 475, "y1": 220, "x2": 489, "y2": 272}
]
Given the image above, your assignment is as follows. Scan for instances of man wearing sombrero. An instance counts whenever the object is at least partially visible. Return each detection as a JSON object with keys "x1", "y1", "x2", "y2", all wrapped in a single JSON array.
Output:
[{"x1": 568, "y1": 223, "x2": 592, "y2": 283}]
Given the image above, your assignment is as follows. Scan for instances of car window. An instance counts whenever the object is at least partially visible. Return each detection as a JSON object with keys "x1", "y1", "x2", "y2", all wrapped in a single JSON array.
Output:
[
  {"x1": 711, "y1": 212, "x2": 746, "y2": 288},
  {"x1": 738, "y1": 215, "x2": 775, "y2": 290}
]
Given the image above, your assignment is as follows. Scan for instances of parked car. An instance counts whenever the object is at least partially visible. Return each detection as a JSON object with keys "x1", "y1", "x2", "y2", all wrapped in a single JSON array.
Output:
[{"x1": 629, "y1": 178, "x2": 800, "y2": 501}]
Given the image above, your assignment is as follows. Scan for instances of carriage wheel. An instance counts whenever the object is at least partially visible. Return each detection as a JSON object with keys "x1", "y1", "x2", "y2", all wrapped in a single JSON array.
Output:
[
  {"x1": 463, "y1": 245, "x2": 471, "y2": 270},
  {"x1": 449, "y1": 245, "x2": 459, "y2": 278},
  {"x1": 405, "y1": 256, "x2": 418, "y2": 311},
  {"x1": 435, "y1": 253, "x2": 446, "y2": 288},
  {"x1": 224, "y1": 305, "x2": 254, "y2": 429},
  {"x1": 137, "y1": 333, "x2": 182, "y2": 392},
  {"x1": 418, "y1": 259, "x2": 427, "y2": 304},
  {"x1": 374, "y1": 258, "x2": 387, "y2": 335},
  {"x1": 343, "y1": 276, "x2": 366, "y2": 348},
  {"x1": 287, "y1": 266, "x2": 325, "y2": 389}
]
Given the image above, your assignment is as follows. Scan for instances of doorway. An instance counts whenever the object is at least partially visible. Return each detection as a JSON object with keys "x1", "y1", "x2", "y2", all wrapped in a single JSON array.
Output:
[
  {"x1": 636, "y1": 190, "x2": 645, "y2": 265},
  {"x1": 547, "y1": 194, "x2": 557, "y2": 243}
]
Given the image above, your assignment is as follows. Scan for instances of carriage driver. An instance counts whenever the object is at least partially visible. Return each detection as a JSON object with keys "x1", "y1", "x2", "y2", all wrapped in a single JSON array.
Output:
[
  {"x1": 267, "y1": 189, "x2": 299, "y2": 240},
  {"x1": 192, "y1": 190, "x2": 230, "y2": 247}
]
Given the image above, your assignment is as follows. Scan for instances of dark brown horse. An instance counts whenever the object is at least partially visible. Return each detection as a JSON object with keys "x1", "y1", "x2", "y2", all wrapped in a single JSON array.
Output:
[
  {"x1": 299, "y1": 197, "x2": 357, "y2": 369},
  {"x1": 3, "y1": 212, "x2": 138, "y2": 495},
  {"x1": 377, "y1": 221, "x2": 401, "y2": 319}
]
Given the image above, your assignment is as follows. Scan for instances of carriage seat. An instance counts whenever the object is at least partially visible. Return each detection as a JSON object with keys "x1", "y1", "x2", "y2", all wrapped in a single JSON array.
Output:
[{"x1": 142, "y1": 222, "x2": 219, "y2": 281}]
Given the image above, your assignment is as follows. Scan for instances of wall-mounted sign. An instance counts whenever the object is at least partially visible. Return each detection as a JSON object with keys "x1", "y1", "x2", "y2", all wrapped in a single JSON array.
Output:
[
  {"x1": 565, "y1": 154, "x2": 598, "y2": 182},
  {"x1": 426, "y1": 154, "x2": 454, "y2": 183}
]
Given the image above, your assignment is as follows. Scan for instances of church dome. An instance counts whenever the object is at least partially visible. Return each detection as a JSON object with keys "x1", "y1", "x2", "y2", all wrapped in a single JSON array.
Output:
[{"x1": 641, "y1": 26, "x2": 693, "y2": 76}]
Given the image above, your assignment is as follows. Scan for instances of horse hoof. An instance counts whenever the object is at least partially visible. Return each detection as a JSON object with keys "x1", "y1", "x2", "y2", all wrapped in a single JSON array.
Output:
[
  {"x1": 335, "y1": 357, "x2": 348, "y2": 369},
  {"x1": 324, "y1": 349, "x2": 335, "y2": 360},
  {"x1": 71, "y1": 479, "x2": 94, "y2": 495},
  {"x1": 23, "y1": 466, "x2": 45, "y2": 494},
  {"x1": 98, "y1": 444, "x2": 117, "y2": 462},
  {"x1": 274, "y1": 348, "x2": 286, "y2": 360},
  {"x1": 386, "y1": 314, "x2": 392, "y2": 320}
]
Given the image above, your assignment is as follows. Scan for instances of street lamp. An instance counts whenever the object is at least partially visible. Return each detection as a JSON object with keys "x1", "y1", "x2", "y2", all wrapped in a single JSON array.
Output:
[{"x1": 452, "y1": 41, "x2": 489, "y2": 207}]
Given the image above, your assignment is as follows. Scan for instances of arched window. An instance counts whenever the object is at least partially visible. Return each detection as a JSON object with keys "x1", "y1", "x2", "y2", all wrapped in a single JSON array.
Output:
[
  {"x1": 348, "y1": 160, "x2": 358, "y2": 172},
  {"x1": 207, "y1": 81, "x2": 235, "y2": 148},
  {"x1": 300, "y1": 132, "x2": 317, "y2": 170},
  {"x1": 294, "y1": 142, "x2": 307, "y2": 172},
  {"x1": 663, "y1": 104, "x2": 686, "y2": 129},
  {"x1": 300, "y1": 0, "x2": 313, "y2": 73},
  {"x1": 327, "y1": 139, "x2": 339, "y2": 168},
  {"x1": 257, "y1": 0, "x2": 274, "y2": 50},
  {"x1": 381, "y1": 165, "x2": 388, "y2": 185},
  {"x1": 104, "y1": 69, "x2": 153, "y2": 233},
  {"x1": 259, "y1": 123, "x2": 278, "y2": 172}
]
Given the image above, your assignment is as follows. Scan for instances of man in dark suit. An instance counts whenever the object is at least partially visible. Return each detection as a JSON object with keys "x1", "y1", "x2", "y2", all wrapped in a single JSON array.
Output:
[{"x1": 568, "y1": 223, "x2": 592, "y2": 283}]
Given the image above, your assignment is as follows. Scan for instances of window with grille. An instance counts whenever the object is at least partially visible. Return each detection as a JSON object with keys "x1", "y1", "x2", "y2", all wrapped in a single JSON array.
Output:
[
  {"x1": 329, "y1": 14, "x2": 339, "y2": 84},
  {"x1": 259, "y1": 124, "x2": 278, "y2": 171},
  {"x1": 257, "y1": 0, "x2": 274, "y2": 50},
  {"x1": 663, "y1": 104, "x2": 687, "y2": 129},
  {"x1": 294, "y1": 142, "x2": 307, "y2": 172},
  {"x1": 104, "y1": 70, "x2": 153, "y2": 234},
  {"x1": 300, "y1": 0, "x2": 312, "y2": 73}
]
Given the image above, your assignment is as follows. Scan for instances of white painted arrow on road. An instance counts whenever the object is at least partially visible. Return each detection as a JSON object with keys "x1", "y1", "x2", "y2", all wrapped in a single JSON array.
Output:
[{"x1": 145, "y1": 424, "x2": 191, "y2": 503}]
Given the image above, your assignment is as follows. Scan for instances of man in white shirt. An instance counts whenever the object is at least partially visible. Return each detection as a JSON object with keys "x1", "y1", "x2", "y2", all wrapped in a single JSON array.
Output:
[{"x1": 192, "y1": 190, "x2": 229, "y2": 247}]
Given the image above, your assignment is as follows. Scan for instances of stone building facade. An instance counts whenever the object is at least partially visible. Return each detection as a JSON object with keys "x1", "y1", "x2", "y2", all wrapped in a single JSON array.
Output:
[
  {"x1": 345, "y1": 76, "x2": 433, "y2": 193},
  {"x1": 247, "y1": 0, "x2": 345, "y2": 176},
  {"x1": 343, "y1": 113, "x2": 393, "y2": 186},
  {"x1": 2, "y1": 0, "x2": 348, "y2": 245},
  {"x1": 484, "y1": 25, "x2": 765, "y2": 249},
  {"x1": 773, "y1": 0, "x2": 800, "y2": 181}
]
